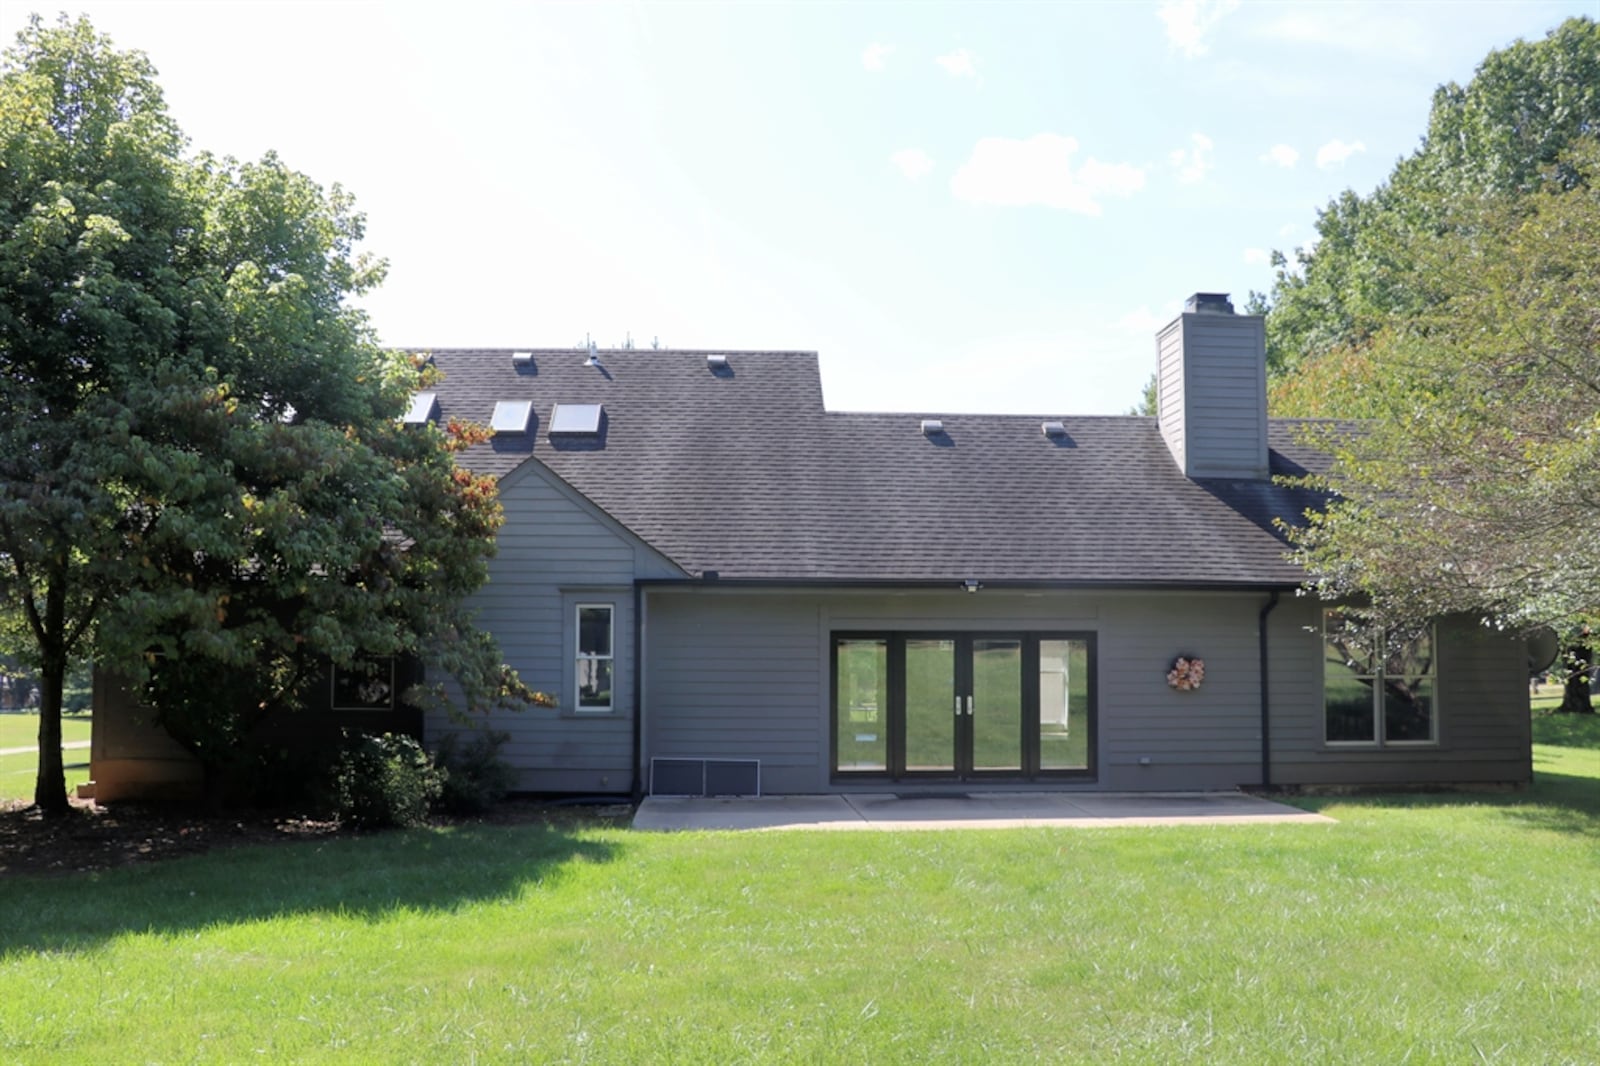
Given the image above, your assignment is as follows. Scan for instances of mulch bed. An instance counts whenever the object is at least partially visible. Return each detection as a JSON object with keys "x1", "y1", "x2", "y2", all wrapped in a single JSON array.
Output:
[{"x1": 0, "y1": 796, "x2": 635, "y2": 878}]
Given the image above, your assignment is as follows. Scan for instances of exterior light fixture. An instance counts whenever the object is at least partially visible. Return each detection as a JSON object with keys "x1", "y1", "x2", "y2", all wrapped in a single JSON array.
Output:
[{"x1": 962, "y1": 579, "x2": 982, "y2": 594}]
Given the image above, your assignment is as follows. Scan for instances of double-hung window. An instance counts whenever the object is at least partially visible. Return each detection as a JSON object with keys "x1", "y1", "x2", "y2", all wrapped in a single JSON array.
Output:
[
  {"x1": 1323, "y1": 609, "x2": 1436, "y2": 745},
  {"x1": 575, "y1": 604, "x2": 614, "y2": 712}
]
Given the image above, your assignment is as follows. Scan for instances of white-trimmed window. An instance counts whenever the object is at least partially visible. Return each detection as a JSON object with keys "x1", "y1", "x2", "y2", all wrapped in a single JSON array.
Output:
[
  {"x1": 1323, "y1": 609, "x2": 1436, "y2": 745},
  {"x1": 575, "y1": 604, "x2": 614, "y2": 712}
]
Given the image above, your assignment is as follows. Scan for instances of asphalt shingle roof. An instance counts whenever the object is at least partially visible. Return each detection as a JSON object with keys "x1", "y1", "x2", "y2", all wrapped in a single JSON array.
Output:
[{"x1": 424, "y1": 348, "x2": 1329, "y2": 587}]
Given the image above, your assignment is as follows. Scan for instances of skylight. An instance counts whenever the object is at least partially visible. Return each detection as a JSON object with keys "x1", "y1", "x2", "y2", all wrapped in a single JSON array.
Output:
[
  {"x1": 491, "y1": 399, "x2": 533, "y2": 435},
  {"x1": 549, "y1": 402, "x2": 604, "y2": 435},
  {"x1": 403, "y1": 392, "x2": 438, "y2": 425}
]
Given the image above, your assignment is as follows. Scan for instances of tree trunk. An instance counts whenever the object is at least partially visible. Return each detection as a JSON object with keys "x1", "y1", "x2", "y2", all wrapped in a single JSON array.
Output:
[
  {"x1": 32, "y1": 651, "x2": 69, "y2": 815},
  {"x1": 1559, "y1": 641, "x2": 1595, "y2": 714}
]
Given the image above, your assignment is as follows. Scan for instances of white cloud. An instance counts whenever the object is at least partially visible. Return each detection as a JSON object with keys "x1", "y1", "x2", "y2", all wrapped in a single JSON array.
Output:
[
  {"x1": 1254, "y1": 9, "x2": 1429, "y2": 61},
  {"x1": 1169, "y1": 132, "x2": 1214, "y2": 184},
  {"x1": 1260, "y1": 144, "x2": 1298, "y2": 168},
  {"x1": 1316, "y1": 138, "x2": 1366, "y2": 168},
  {"x1": 935, "y1": 48, "x2": 977, "y2": 78},
  {"x1": 890, "y1": 148, "x2": 935, "y2": 181},
  {"x1": 1243, "y1": 247, "x2": 1270, "y2": 265},
  {"x1": 861, "y1": 43, "x2": 893, "y2": 72},
  {"x1": 1158, "y1": 0, "x2": 1240, "y2": 58},
  {"x1": 951, "y1": 134, "x2": 1145, "y2": 215}
]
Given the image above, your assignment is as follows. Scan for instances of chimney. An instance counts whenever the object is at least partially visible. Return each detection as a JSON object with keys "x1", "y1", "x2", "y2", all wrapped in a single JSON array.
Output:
[{"x1": 1155, "y1": 292, "x2": 1268, "y2": 480}]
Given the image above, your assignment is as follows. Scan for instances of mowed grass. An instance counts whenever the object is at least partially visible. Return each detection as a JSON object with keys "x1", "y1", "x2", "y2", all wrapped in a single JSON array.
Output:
[
  {"x1": 0, "y1": 718, "x2": 1595, "y2": 1062},
  {"x1": 0, "y1": 713, "x2": 92, "y2": 802}
]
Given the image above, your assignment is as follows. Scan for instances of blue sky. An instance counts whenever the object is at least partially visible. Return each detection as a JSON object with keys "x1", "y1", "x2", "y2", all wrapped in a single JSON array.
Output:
[{"x1": 4, "y1": 1, "x2": 1594, "y2": 414}]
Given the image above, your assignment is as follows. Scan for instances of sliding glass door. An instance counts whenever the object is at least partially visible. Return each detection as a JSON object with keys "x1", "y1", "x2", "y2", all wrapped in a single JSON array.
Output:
[{"x1": 832, "y1": 632, "x2": 1095, "y2": 782}]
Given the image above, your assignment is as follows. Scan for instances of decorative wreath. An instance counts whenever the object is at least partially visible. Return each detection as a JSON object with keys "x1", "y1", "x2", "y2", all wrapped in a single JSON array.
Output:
[{"x1": 1167, "y1": 656, "x2": 1206, "y2": 692}]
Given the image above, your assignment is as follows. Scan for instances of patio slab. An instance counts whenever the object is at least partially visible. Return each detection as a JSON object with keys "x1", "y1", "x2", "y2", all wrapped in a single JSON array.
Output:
[{"x1": 632, "y1": 791, "x2": 1334, "y2": 832}]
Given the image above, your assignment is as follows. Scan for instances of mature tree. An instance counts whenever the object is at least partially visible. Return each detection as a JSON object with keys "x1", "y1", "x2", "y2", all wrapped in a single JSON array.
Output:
[
  {"x1": 1262, "y1": 16, "x2": 1600, "y2": 388},
  {"x1": 0, "y1": 17, "x2": 534, "y2": 814},
  {"x1": 1261, "y1": 18, "x2": 1600, "y2": 709},
  {"x1": 1289, "y1": 150, "x2": 1600, "y2": 715}
]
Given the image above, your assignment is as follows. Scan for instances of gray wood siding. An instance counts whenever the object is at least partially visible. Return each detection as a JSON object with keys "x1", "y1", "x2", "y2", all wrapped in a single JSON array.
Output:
[
  {"x1": 1270, "y1": 605, "x2": 1531, "y2": 786},
  {"x1": 645, "y1": 589, "x2": 1285, "y2": 793},
  {"x1": 425, "y1": 460, "x2": 682, "y2": 793},
  {"x1": 1157, "y1": 312, "x2": 1269, "y2": 480},
  {"x1": 1156, "y1": 319, "x2": 1186, "y2": 470},
  {"x1": 1096, "y1": 595, "x2": 1264, "y2": 789},
  {"x1": 645, "y1": 592, "x2": 825, "y2": 794},
  {"x1": 641, "y1": 588, "x2": 1529, "y2": 794}
]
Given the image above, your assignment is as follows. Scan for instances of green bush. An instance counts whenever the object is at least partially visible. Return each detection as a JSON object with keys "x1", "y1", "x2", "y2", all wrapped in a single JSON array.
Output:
[
  {"x1": 327, "y1": 731, "x2": 445, "y2": 829},
  {"x1": 433, "y1": 730, "x2": 518, "y2": 814}
]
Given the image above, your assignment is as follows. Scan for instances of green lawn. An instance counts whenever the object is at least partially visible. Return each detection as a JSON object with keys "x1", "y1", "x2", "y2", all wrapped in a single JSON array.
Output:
[
  {"x1": 0, "y1": 713, "x2": 92, "y2": 802},
  {"x1": 0, "y1": 716, "x2": 1595, "y2": 1062}
]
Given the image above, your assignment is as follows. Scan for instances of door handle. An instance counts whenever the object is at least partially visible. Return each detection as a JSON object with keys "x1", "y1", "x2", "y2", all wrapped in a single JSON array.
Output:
[
  {"x1": 955, "y1": 695, "x2": 962, "y2": 718},
  {"x1": 965, "y1": 696, "x2": 974, "y2": 716}
]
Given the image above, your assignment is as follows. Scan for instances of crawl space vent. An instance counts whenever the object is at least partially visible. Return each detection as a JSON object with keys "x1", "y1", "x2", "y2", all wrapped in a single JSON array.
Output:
[{"x1": 650, "y1": 757, "x2": 761, "y2": 797}]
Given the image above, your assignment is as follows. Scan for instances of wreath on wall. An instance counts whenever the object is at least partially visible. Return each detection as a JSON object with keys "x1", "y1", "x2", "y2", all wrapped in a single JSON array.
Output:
[{"x1": 1167, "y1": 656, "x2": 1205, "y2": 692}]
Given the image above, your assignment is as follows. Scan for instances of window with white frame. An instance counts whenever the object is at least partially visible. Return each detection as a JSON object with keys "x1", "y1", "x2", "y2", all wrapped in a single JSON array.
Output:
[
  {"x1": 1323, "y1": 609, "x2": 1436, "y2": 745},
  {"x1": 576, "y1": 604, "x2": 614, "y2": 712}
]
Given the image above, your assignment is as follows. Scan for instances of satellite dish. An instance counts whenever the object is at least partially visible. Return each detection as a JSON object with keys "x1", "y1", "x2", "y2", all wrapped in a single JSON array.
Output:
[{"x1": 1526, "y1": 627, "x2": 1560, "y2": 674}]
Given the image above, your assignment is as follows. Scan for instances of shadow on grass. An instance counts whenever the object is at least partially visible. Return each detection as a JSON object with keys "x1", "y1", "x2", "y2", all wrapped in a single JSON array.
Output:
[
  {"x1": 1290, "y1": 769, "x2": 1600, "y2": 842},
  {"x1": 1289, "y1": 712, "x2": 1599, "y2": 839},
  {"x1": 0, "y1": 820, "x2": 622, "y2": 957}
]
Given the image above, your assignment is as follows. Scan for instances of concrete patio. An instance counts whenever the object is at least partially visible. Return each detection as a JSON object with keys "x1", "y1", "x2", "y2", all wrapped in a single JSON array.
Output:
[{"x1": 633, "y1": 791, "x2": 1335, "y2": 832}]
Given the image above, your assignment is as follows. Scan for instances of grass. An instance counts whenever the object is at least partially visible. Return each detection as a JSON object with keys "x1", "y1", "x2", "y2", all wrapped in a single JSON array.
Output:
[
  {"x1": 0, "y1": 713, "x2": 92, "y2": 802},
  {"x1": 0, "y1": 717, "x2": 1595, "y2": 1062}
]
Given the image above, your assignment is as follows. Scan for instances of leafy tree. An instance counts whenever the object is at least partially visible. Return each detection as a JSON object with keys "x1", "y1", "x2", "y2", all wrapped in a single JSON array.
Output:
[
  {"x1": 1288, "y1": 149, "x2": 1600, "y2": 715},
  {"x1": 0, "y1": 16, "x2": 537, "y2": 814},
  {"x1": 1261, "y1": 16, "x2": 1600, "y2": 388}
]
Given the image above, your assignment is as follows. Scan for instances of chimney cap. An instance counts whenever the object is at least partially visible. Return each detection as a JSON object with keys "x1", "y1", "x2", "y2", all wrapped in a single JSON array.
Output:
[{"x1": 1186, "y1": 292, "x2": 1235, "y2": 314}]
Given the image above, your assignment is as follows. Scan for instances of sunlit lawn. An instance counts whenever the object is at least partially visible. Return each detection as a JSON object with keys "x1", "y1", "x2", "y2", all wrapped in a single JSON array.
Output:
[
  {"x1": 0, "y1": 715, "x2": 1595, "y2": 1062},
  {"x1": 0, "y1": 713, "x2": 92, "y2": 802}
]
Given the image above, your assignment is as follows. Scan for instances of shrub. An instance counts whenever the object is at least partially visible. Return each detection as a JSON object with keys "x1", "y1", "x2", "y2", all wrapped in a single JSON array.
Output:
[
  {"x1": 433, "y1": 730, "x2": 518, "y2": 814},
  {"x1": 327, "y1": 731, "x2": 445, "y2": 829}
]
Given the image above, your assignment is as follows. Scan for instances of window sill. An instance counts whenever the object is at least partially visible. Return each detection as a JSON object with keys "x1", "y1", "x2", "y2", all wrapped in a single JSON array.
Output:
[{"x1": 558, "y1": 708, "x2": 632, "y2": 721}]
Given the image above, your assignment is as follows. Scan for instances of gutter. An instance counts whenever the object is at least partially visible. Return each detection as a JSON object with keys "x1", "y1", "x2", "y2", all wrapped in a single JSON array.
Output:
[
  {"x1": 1258, "y1": 590, "x2": 1281, "y2": 789},
  {"x1": 635, "y1": 576, "x2": 1303, "y2": 594}
]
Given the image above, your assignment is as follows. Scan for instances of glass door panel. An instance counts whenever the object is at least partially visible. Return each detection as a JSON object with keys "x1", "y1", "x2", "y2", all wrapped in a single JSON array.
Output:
[
  {"x1": 1039, "y1": 639, "x2": 1090, "y2": 770},
  {"x1": 970, "y1": 638, "x2": 1022, "y2": 772},
  {"x1": 904, "y1": 638, "x2": 956, "y2": 772},
  {"x1": 835, "y1": 639, "x2": 887, "y2": 771}
]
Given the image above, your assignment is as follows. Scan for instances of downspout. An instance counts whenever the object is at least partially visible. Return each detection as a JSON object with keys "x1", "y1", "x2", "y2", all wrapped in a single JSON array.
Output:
[
  {"x1": 1258, "y1": 590, "x2": 1280, "y2": 789},
  {"x1": 631, "y1": 581, "x2": 645, "y2": 803}
]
